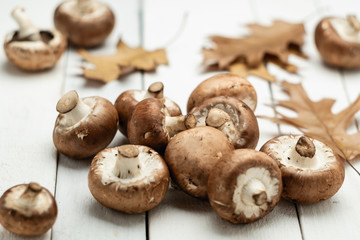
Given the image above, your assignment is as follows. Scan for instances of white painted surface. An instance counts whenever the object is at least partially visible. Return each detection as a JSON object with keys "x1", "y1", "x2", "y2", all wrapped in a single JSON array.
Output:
[{"x1": 0, "y1": 0, "x2": 359, "y2": 239}]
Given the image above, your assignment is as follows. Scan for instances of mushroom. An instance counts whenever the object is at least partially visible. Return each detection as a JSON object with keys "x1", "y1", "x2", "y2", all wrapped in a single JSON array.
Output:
[
  {"x1": 114, "y1": 82, "x2": 182, "y2": 136},
  {"x1": 207, "y1": 149, "x2": 282, "y2": 224},
  {"x1": 189, "y1": 96, "x2": 259, "y2": 149},
  {"x1": 88, "y1": 145, "x2": 169, "y2": 213},
  {"x1": 260, "y1": 135, "x2": 345, "y2": 204},
  {"x1": 315, "y1": 15, "x2": 360, "y2": 68},
  {"x1": 164, "y1": 126, "x2": 234, "y2": 198},
  {"x1": 53, "y1": 90, "x2": 119, "y2": 159},
  {"x1": 0, "y1": 182, "x2": 57, "y2": 236},
  {"x1": 4, "y1": 7, "x2": 67, "y2": 71},
  {"x1": 54, "y1": 0, "x2": 115, "y2": 47},
  {"x1": 127, "y1": 98, "x2": 196, "y2": 153},
  {"x1": 187, "y1": 73, "x2": 257, "y2": 113}
]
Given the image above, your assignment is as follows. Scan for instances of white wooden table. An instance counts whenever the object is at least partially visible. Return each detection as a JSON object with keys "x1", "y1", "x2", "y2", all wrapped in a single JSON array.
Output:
[{"x1": 1, "y1": 0, "x2": 360, "y2": 239}]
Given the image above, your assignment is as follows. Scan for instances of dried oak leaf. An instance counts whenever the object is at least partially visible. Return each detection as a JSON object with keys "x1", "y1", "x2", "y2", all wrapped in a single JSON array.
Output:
[
  {"x1": 262, "y1": 81, "x2": 360, "y2": 161},
  {"x1": 203, "y1": 20, "x2": 307, "y2": 82},
  {"x1": 77, "y1": 40, "x2": 168, "y2": 83}
]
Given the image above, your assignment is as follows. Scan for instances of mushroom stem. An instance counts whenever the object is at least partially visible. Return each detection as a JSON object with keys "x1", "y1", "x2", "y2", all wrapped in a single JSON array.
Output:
[
  {"x1": 205, "y1": 108, "x2": 237, "y2": 143},
  {"x1": 347, "y1": 15, "x2": 360, "y2": 32},
  {"x1": 114, "y1": 146, "x2": 141, "y2": 179},
  {"x1": 166, "y1": 114, "x2": 196, "y2": 138},
  {"x1": 145, "y1": 82, "x2": 164, "y2": 99},
  {"x1": 11, "y1": 7, "x2": 41, "y2": 41},
  {"x1": 241, "y1": 179, "x2": 267, "y2": 206},
  {"x1": 18, "y1": 182, "x2": 42, "y2": 208},
  {"x1": 295, "y1": 136, "x2": 316, "y2": 158}
]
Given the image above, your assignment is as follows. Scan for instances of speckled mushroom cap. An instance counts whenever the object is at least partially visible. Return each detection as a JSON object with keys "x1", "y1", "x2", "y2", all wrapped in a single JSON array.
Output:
[
  {"x1": 53, "y1": 92, "x2": 119, "y2": 159},
  {"x1": 164, "y1": 126, "x2": 234, "y2": 199},
  {"x1": 0, "y1": 183, "x2": 57, "y2": 236},
  {"x1": 315, "y1": 16, "x2": 360, "y2": 68},
  {"x1": 260, "y1": 135, "x2": 345, "y2": 204},
  {"x1": 207, "y1": 149, "x2": 282, "y2": 224},
  {"x1": 187, "y1": 73, "x2": 257, "y2": 112},
  {"x1": 4, "y1": 30, "x2": 66, "y2": 71},
  {"x1": 54, "y1": 0, "x2": 115, "y2": 47},
  {"x1": 88, "y1": 145, "x2": 170, "y2": 213},
  {"x1": 189, "y1": 96, "x2": 259, "y2": 149}
]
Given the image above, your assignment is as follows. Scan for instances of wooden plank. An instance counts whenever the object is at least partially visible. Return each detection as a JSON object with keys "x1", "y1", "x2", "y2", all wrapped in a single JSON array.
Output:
[
  {"x1": 52, "y1": 1, "x2": 146, "y2": 239},
  {"x1": 143, "y1": 0, "x2": 302, "y2": 239},
  {"x1": 0, "y1": 1, "x2": 64, "y2": 239}
]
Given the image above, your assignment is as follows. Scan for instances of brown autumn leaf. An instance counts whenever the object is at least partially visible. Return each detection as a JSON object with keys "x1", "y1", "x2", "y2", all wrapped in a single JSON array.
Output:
[
  {"x1": 77, "y1": 40, "x2": 168, "y2": 83},
  {"x1": 262, "y1": 81, "x2": 360, "y2": 161},
  {"x1": 203, "y1": 20, "x2": 307, "y2": 82}
]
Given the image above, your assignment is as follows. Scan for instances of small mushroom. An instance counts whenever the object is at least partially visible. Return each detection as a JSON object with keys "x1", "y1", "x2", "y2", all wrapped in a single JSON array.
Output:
[
  {"x1": 315, "y1": 15, "x2": 360, "y2": 68},
  {"x1": 260, "y1": 135, "x2": 345, "y2": 204},
  {"x1": 88, "y1": 145, "x2": 169, "y2": 213},
  {"x1": 114, "y1": 82, "x2": 182, "y2": 136},
  {"x1": 164, "y1": 126, "x2": 234, "y2": 198},
  {"x1": 187, "y1": 73, "x2": 257, "y2": 112},
  {"x1": 207, "y1": 149, "x2": 282, "y2": 224},
  {"x1": 54, "y1": 0, "x2": 115, "y2": 47},
  {"x1": 189, "y1": 96, "x2": 259, "y2": 149},
  {"x1": 127, "y1": 98, "x2": 196, "y2": 153},
  {"x1": 4, "y1": 7, "x2": 67, "y2": 71},
  {"x1": 0, "y1": 182, "x2": 57, "y2": 236},
  {"x1": 53, "y1": 90, "x2": 119, "y2": 159}
]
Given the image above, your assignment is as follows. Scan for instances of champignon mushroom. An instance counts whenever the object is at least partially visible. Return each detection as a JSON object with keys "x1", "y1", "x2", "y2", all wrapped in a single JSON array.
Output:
[
  {"x1": 207, "y1": 149, "x2": 282, "y2": 224},
  {"x1": 164, "y1": 126, "x2": 234, "y2": 198},
  {"x1": 88, "y1": 145, "x2": 169, "y2": 213},
  {"x1": 187, "y1": 73, "x2": 257, "y2": 112},
  {"x1": 315, "y1": 15, "x2": 360, "y2": 68},
  {"x1": 114, "y1": 82, "x2": 182, "y2": 136},
  {"x1": 54, "y1": 0, "x2": 115, "y2": 47},
  {"x1": 4, "y1": 7, "x2": 67, "y2": 71},
  {"x1": 53, "y1": 90, "x2": 119, "y2": 159},
  {"x1": 189, "y1": 96, "x2": 259, "y2": 149},
  {"x1": 260, "y1": 135, "x2": 345, "y2": 204},
  {"x1": 127, "y1": 98, "x2": 196, "y2": 153},
  {"x1": 0, "y1": 182, "x2": 57, "y2": 236}
]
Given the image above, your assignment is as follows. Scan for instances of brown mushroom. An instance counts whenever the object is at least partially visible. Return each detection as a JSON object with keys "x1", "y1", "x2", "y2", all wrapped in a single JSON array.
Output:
[
  {"x1": 53, "y1": 90, "x2": 119, "y2": 159},
  {"x1": 207, "y1": 149, "x2": 282, "y2": 224},
  {"x1": 4, "y1": 7, "x2": 66, "y2": 71},
  {"x1": 114, "y1": 82, "x2": 181, "y2": 136},
  {"x1": 315, "y1": 15, "x2": 360, "y2": 68},
  {"x1": 0, "y1": 182, "x2": 57, "y2": 236},
  {"x1": 187, "y1": 73, "x2": 257, "y2": 112},
  {"x1": 189, "y1": 96, "x2": 259, "y2": 149},
  {"x1": 54, "y1": 0, "x2": 115, "y2": 47},
  {"x1": 260, "y1": 135, "x2": 345, "y2": 204},
  {"x1": 127, "y1": 98, "x2": 196, "y2": 153},
  {"x1": 164, "y1": 126, "x2": 234, "y2": 198},
  {"x1": 88, "y1": 145, "x2": 169, "y2": 213}
]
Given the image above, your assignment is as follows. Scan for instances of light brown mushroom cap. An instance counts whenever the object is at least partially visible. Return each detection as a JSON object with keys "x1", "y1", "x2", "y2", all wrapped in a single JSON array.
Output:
[
  {"x1": 207, "y1": 149, "x2": 282, "y2": 224},
  {"x1": 187, "y1": 73, "x2": 257, "y2": 112},
  {"x1": 260, "y1": 135, "x2": 345, "y2": 204},
  {"x1": 54, "y1": 0, "x2": 115, "y2": 47},
  {"x1": 53, "y1": 92, "x2": 119, "y2": 159},
  {"x1": 164, "y1": 126, "x2": 234, "y2": 198},
  {"x1": 88, "y1": 145, "x2": 170, "y2": 213},
  {"x1": 315, "y1": 16, "x2": 360, "y2": 68},
  {"x1": 189, "y1": 96, "x2": 259, "y2": 149},
  {"x1": 0, "y1": 183, "x2": 57, "y2": 236}
]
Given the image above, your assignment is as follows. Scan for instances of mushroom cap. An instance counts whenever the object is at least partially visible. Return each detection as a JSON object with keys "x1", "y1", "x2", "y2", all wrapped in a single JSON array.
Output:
[
  {"x1": 207, "y1": 149, "x2": 282, "y2": 224},
  {"x1": 127, "y1": 98, "x2": 170, "y2": 153},
  {"x1": 0, "y1": 183, "x2": 57, "y2": 236},
  {"x1": 88, "y1": 145, "x2": 170, "y2": 213},
  {"x1": 315, "y1": 17, "x2": 360, "y2": 68},
  {"x1": 260, "y1": 135, "x2": 345, "y2": 204},
  {"x1": 53, "y1": 96, "x2": 119, "y2": 159},
  {"x1": 164, "y1": 126, "x2": 234, "y2": 198},
  {"x1": 114, "y1": 89, "x2": 181, "y2": 136},
  {"x1": 54, "y1": 0, "x2": 115, "y2": 47},
  {"x1": 3, "y1": 29, "x2": 67, "y2": 71},
  {"x1": 189, "y1": 96, "x2": 259, "y2": 149},
  {"x1": 187, "y1": 73, "x2": 257, "y2": 113}
]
